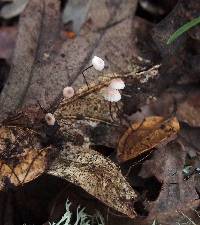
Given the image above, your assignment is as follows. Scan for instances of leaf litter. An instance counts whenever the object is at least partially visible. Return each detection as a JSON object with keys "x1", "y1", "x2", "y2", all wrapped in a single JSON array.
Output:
[
  {"x1": 0, "y1": 0, "x2": 200, "y2": 225},
  {"x1": 0, "y1": 80, "x2": 137, "y2": 218}
]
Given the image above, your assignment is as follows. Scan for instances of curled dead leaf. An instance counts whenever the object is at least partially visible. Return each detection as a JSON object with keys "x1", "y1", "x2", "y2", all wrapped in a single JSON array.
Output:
[
  {"x1": 47, "y1": 143, "x2": 137, "y2": 218},
  {"x1": 117, "y1": 116, "x2": 180, "y2": 162}
]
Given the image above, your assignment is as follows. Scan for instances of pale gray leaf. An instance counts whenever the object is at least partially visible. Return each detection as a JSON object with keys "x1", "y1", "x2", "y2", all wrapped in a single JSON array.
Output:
[
  {"x1": 0, "y1": 0, "x2": 29, "y2": 19},
  {"x1": 62, "y1": 0, "x2": 92, "y2": 33}
]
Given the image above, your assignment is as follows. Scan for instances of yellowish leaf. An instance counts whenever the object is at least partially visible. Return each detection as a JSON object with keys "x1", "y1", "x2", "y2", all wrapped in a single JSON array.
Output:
[
  {"x1": 117, "y1": 116, "x2": 180, "y2": 162},
  {"x1": 0, "y1": 126, "x2": 49, "y2": 190}
]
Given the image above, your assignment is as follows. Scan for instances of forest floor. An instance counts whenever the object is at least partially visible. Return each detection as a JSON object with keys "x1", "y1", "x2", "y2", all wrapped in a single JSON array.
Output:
[{"x1": 0, "y1": 1, "x2": 200, "y2": 225}]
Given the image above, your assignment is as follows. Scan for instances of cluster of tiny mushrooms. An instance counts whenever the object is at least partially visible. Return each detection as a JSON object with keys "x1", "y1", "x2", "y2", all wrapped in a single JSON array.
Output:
[{"x1": 45, "y1": 56, "x2": 125, "y2": 126}]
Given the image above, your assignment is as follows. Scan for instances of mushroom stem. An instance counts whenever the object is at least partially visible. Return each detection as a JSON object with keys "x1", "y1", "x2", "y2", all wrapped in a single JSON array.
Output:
[
  {"x1": 82, "y1": 65, "x2": 92, "y2": 88},
  {"x1": 37, "y1": 100, "x2": 48, "y2": 113},
  {"x1": 109, "y1": 102, "x2": 115, "y2": 122}
]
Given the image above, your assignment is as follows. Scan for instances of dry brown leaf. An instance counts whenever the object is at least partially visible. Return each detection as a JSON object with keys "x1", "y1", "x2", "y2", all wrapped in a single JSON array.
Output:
[
  {"x1": 0, "y1": 148, "x2": 48, "y2": 190},
  {"x1": 0, "y1": 98, "x2": 136, "y2": 218},
  {"x1": 55, "y1": 78, "x2": 122, "y2": 125},
  {"x1": 0, "y1": 126, "x2": 41, "y2": 154},
  {"x1": 117, "y1": 116, "x2": 180, "y2": 162},
  {"x1": 47, "y1": 143, "x2": 137, "y2": 218},
  {"x1": 0, "y1": 0, "x2": 149, "y2": 222},
  {"x1": 139, "y1": 142, "x2": 199, "y2": 224},
  {"x1": 0, "y1": 126, "x2": 50, "y2": 190},
  {"x1": 54, "y1": 79, "x2": 125, "y2": 149},
  {"x1": 177, "y1": 90, "x2": 200, "y2": 127}
]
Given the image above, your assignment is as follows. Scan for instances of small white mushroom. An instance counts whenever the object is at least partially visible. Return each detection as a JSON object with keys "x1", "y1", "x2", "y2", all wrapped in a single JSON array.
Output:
[
  {"x1": 92, "y1": 56, "x2": 105, "y2": 71},
  {"x1": 101, "y1": 87, "x2": 121, "y2": 102},
  {"x1": 63, "y1": 86, "x2": 75, "y2": 98},
  {"x1": 109, "y1": 78, "x2": 125, "y2": 90},
  {"x1": 45, "y1": 113, "x2": 56, "y2": 126}
]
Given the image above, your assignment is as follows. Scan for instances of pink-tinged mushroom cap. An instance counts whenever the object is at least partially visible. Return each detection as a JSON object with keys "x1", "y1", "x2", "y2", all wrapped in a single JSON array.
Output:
[
  {"x1": 92, "y1": 56, "x2": 105, "y2": 71},
  {"x1": 45, "y1": 113, "x2": 56, "y2": 126},
  {"x1": 63, "y1": 86, "x2": 75, "y2": 98},
  {"x1": 109, "y1": 78, "x2": 125, "y2": 90},
  {"x1": 101, "y1": 87, "x2": 121, "y2": 102}
]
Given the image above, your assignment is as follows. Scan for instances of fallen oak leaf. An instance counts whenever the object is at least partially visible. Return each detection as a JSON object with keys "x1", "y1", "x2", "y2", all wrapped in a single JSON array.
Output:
[
  {"x1": 47, "y1": 143, "x2": 137, "y2": 218},
  {"x1": 117, "y1": 116, "x2": 180, "y2": 162}
]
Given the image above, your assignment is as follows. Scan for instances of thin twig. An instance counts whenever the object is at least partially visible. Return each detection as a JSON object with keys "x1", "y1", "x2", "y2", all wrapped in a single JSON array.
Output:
[
  {"x1": 125, "y1": 150, "x2": 154, "y2": 177},
  {"x1": 178, "y1": 210, "x2": 197, "y2": 225},
  {"x1": 37, "y1": 100, "x2": 48, "y2": 113},
  {"x1": 108, "y1": 102, "x2": 116, "y2": 122}
]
